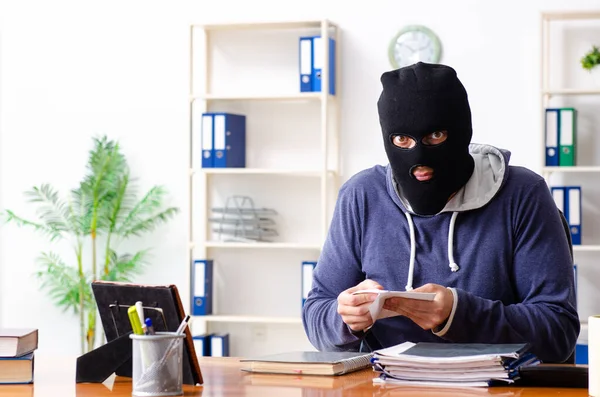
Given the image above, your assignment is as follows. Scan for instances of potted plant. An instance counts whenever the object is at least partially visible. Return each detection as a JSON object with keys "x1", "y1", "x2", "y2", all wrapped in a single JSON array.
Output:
[
  {"x1": 581, "y1": 45, "x2": 600, "y2": 84},
  {"x1": 3, "y1": 135, "x2": 179, "y2": 354}
]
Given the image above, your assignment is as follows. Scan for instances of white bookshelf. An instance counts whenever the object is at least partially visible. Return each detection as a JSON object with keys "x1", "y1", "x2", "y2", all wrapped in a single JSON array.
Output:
[
  {"x1": 196, "y1": 93, "x2": 327, "y2": 101},
  {"x1": 543, "y1": 88, "x2": 600, "y2": 96},
  {"x1": 190, "y1": 241, "x2": 322, "y2": 250},
  {"x1": 187, "y1": 20, "x2": 340, "y2": 356},
  {"x1": 541, "y1": 11, "x2": 600, "y2": 339},
  {"x1": 192, "y1": 168, "x2": 332, "y2": 177},
  {"x1": 195, "y1": 315, "x2": 302, "y2": 324}
]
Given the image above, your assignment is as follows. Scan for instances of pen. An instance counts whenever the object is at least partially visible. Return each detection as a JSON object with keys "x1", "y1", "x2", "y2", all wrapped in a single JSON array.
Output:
[
  {"x1": 145, "y1": 318, "x2": 155, "y2": 335},
  {"x1": 176, "y1": 315, "x2": 191, "y2": 335},
  {"x1": 128, "y1": 306, "x2": 145, "y2": 335},
  {"x1": 135, "y1": 301, "x2": 145, "y2": 325}
]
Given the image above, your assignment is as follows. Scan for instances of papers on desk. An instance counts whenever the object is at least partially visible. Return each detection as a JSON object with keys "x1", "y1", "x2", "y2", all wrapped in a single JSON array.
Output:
[
  {"x1": 371, "y1": 342, "x2": 539, "y2": 387},
  {"x1": 352, "y1": 289, "x2": 435, "y2": 322}
]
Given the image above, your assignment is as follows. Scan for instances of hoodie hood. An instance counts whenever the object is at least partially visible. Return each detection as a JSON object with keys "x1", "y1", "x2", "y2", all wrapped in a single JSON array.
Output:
[
  {"x1": 388, "y1": 143, "x2": 510, "y2": 215},
  {"x1": 386, "y1": 143, "x2": 511, "y2": 290}
]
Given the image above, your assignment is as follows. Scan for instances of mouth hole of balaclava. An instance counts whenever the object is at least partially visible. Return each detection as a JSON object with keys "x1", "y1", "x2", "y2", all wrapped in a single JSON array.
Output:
[{"x1": 409, "y1": 164, "x2": 435, "y2": 183}]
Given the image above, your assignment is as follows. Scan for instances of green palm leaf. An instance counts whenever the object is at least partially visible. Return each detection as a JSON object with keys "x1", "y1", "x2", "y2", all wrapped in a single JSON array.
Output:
[
  {"x1": 103, "y1": 249, "x2": 150, "y2": 282},
  {"x1": 117, "y1": 186, "x2": 179, "y2": 238},
  {"x1": 80, "y1": 135, "x2": 128, "y2": 233},
  {"x1": 3, "y1": 210, "x2": 63, "y2": 241},
  {"x1": 35, "y1": 252, "x2": 90, "y2": 314},
  {"x1": 25, "y1": 184, "x2": 75, "y2": 233},
  {"x1": 70, "y1": 187, "x2": 93, "y2": 237}
]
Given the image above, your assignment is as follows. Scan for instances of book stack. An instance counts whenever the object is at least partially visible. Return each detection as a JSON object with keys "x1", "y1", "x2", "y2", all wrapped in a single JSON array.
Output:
[
  {"x1": 0, "y1": 328, "x2": 38, "y2": 384},
  {"x1": 372, "y1": 342, "x2": 539, "y2": 388}
]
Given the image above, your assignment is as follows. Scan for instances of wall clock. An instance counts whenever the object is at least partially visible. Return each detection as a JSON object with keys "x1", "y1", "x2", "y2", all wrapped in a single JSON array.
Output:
[{"x1": 388, "y1": 25, "x2": 442, "y2": 69}]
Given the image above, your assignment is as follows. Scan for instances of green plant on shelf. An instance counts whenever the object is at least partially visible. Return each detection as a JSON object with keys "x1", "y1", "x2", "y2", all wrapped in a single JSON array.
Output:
[
  {"x1": 2, "y1": 135, "x2": 179, "y2": 354},
  {"x1": 581, "y1": 45, "x2": 600, "y2": 71}
]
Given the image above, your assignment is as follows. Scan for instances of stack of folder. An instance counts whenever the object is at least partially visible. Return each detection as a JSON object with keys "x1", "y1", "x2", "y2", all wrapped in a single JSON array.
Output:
[
  {"x1": 372, "y1": 342, "x2": 539, "y2": 388},
  {"x1": 200, "y1": 112, "x2": 246, "y2": 168},
  {"x1": 545, "y1": 107, "x2": 576, "y2": 166}
]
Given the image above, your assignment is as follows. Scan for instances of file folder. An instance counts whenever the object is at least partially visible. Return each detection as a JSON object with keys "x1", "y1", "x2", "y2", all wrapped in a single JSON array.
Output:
[
  {"x1": 193, "y1": 334, "x2": 212, "y2": 357},
  {"x1": 212, "y1": 113, "x2": 246, "y2": 168},
  {"x1": 551, "y1": 186, "x2": 565, "y2": 213},
  {"x1": 551, "y1": 186, "x2": 581, "y2": 245},
  {"x1": 210, "y1": 333, "x2": 230, "y2": 357},
  {"x1": 545, "y1": 108, "x2": 559, "y2": 166},
  {"x1": 201, "y1": 114, "x2": 214, "y2": 168},
  {"x1": 575, "y1": 343, "x2": 588, "y2": 364},
  {"x1": 311, "y1": 36, "x2": 336, "y2": 95},
  {"x1": 302, "y1": 261, "x2": 317, "y2": 307},
  {"x1": 559, "y1": 108, "x2": 576, "y2": 166},
  {"x1": 573, "y1": 264, "x2": 578, "y2": 310},
  {"x1": 191, "y1": 259, "x2": 213, "y2": 315},
  {"x1": 299, "y1": 36, "x2": 336, "y2": 95},
  {"x1": 565, "y1": 186, "x2": 581, "y2": 245},
  {"x1": 299, "y1": 37, "x2": 313, "y2": 92}
]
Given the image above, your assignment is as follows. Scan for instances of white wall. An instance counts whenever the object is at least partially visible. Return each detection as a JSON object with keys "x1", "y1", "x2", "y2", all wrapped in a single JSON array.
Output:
[{"x1": 1, "y1": 0, "x2": 599, "y2": 356}]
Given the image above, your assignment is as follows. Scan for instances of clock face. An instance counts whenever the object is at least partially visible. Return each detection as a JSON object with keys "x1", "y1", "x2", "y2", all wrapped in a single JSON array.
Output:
[{"x1": 389, "y1": 25, "x2": 442, "y2": 69}]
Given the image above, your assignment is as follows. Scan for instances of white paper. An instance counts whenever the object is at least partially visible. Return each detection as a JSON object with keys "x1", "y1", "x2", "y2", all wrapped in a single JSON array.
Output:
[
  {"x1": 590, "y1": 315, "x2": 600, "y2": 396},
  {"x1": 353, "y1": 289, "x2": 436, "y2": 321}
]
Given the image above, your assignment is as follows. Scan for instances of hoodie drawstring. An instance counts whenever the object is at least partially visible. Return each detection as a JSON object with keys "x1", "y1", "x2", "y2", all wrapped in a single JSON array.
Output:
[
  {"x1": 448, "y1": 212, "x2": 460, "y2": 272},
  {"x1": 404, "y1": 211, "x2": 460, "y2": 291},
  {"x1": 404, "y1": 212, "x2": 416, "y2": 291}
]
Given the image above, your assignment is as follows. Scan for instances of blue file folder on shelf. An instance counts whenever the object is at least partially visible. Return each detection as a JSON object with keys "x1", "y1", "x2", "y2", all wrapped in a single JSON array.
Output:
[
  {"x1": 299, "y1": 36, "x2": 335, "y2": 95},
  {"x1": 545, "y1": 108, "x2": 559, "y2": 166},
  {"x1": 191, "y1": 259, "x2": 213, "y2": 315},
  {"x1": 202, "y1": 113, "x2": 246, "y2": 168},
  {"x1": 299, "y1": 37, "x2": 313, "y2": 92},
  {"x1": 551, "y1": 186, "x2": 582, "y2": 245},
  {"x1": 193, "y1": 334, "x2": 212, "y2": 357},
  {"x1": 302, "y1": 261, "x2": 317, "y2": 307},
  {"x1": 201, "y1": 113, "x2": 214, "y2": 168},
  {"x1": 210, "y1": 333, "x2": 230, "y2": 357}
]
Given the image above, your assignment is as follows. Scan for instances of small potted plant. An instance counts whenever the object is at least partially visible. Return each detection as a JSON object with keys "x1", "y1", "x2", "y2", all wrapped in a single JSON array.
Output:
[{"x1": 581, "y1": 45, "x2": 600, "y2": 84}]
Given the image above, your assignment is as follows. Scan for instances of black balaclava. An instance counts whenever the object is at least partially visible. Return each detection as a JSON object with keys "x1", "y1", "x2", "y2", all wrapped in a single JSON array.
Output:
[{"x1": 377, "y1": 62, "x2": 475, "y2": 216}]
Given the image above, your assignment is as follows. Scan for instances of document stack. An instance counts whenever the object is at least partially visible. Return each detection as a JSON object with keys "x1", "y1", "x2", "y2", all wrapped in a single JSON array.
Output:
[
  {"x1": 209, "y1": 195, "x2": 278, "y2": 242},
  {"x1": 372, "y1": 342, "x2": 539, "y2": 388}
]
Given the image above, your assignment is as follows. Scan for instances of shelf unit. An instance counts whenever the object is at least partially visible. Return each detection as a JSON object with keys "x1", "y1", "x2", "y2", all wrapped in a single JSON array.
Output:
[
  {"x1": 540, "y1": 10, "x2": 600, "y2": 252},
  {"x1": 187, "y1": 20, "x2": 341, "y2": 354},
  {"x1": 540, "y1": 11, "x2": 600, "y2": 358}
]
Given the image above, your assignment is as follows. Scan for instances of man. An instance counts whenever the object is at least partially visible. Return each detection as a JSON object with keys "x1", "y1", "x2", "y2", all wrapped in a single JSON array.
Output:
[{"x1": 301, "y1": 62, "x2": 579, "y2": 363}]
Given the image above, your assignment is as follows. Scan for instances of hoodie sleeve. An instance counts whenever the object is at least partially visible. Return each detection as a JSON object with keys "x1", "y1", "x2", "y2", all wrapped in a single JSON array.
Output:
[
  {"x1": 440, "y1": 179, "x2": 580, "y2": 363},
  {"x1": 301, "y1": 183, "x2": 366, "y2": 351}
]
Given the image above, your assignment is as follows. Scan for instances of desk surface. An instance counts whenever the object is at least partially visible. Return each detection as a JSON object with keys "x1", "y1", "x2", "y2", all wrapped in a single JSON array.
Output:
[{"x1": 0, "y1": 355, "x2": 589, "y2": 396}]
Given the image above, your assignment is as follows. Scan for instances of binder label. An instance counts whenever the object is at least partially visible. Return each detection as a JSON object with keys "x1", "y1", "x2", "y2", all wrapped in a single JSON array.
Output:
[
  {"x1": 313, "y1": 37, "x2": 324, "y2": 70},
  {"x1": 214, "y1": 115, "x2": 226, "y2": 150},
  {"x1": 300, "y1": 39, "x2": 312, "y2": 76},
  {"x1": 194, "y1": 261, "x2": 206, "y2": 297},
  {"x1": 560, "y1": 110, "x2": 573, "y2": 146},
  {"x1": 569, "y1": 187, "x2": 581, "y2": 225}
]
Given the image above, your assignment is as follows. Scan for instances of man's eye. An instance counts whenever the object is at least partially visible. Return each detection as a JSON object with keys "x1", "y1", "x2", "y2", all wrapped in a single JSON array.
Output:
[
  {"x1": 392, "y1": 135, "x2": 416, "y2": 148},
  {"x1": 423, "y1": 130, "x2": 448, "y2": 145}
]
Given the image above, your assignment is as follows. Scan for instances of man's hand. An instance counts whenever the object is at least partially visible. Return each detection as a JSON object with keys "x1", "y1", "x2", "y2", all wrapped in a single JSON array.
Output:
[
  {"x1": 382, "y1": 283, "x2": 454, "y2": 331},
  {"x1": 337, "y1": 279, "x2": 384, "y2": 332}
]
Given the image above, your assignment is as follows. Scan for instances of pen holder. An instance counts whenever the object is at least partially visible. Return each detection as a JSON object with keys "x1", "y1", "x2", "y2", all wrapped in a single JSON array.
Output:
[{"x1": 130, "y1": 332, "x2": 185, "y2": 396}]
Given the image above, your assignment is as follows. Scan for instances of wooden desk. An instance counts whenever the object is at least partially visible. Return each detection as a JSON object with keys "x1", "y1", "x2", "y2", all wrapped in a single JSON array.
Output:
[{"x1": 0, "y1": 355, "x2": 590, "y2": 396}]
